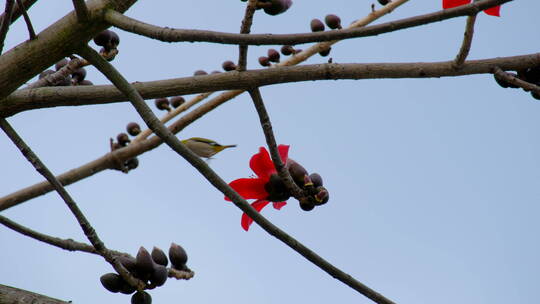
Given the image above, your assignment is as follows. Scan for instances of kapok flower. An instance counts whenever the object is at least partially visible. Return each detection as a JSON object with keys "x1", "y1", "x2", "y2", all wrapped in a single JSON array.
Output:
[
  {"x1": 442, "y1": 0, "x2": 501, "y2": 17},
  {"x1": 225, "y1": 145, "x2": 290, "y2": 231}
]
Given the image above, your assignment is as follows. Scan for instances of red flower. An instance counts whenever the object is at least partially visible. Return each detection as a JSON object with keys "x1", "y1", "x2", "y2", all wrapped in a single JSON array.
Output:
[
  {"x1": 226, "y1": 145, "x2": 290, "y2": 231},
  {"x1": 442, "y1": 0, "x2": 501, "y2": 17}
]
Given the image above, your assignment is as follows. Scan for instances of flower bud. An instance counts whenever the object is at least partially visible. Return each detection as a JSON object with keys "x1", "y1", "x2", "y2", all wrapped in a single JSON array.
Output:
[
  {"x1": 310, "y1": 18, "x2": 325, "y2": 32},
  {"x1": 309, "y1": 173, "x2": 323, "y2": 187},
  {"x1": 154, "y1": 98, "x2": 171, "y2": 111},
  {"x1": 117, "y1": 133, "x2": 130, "y2": 146},
  {"x1": 314, "y1": 186, "x2": 329, "y2": 205},
  {"x1": 126, "y1": 122, "x2": 141, "y2": 136},
  {"x1": 324, "y1": 14, "x2": 342, "y2": 29},
  {"x1": 170, "y1": 96, "x2": 185, "y2": 108},
  {"x1": 150, "y1": 264, "x2": 168, "y2": 287},
  {"x1": 151, "y1": 247, "x2": 168, "y2": 266},
  {"x1": 265, "y1": 174, "x2": 291, "y2": 202},
  {"x1": 135, "y1": 247, "x2": 155, "y2": 279},
  {"x1": 169, "y1": 243, "x2": 188, "y2": 269},
  {"x1": 131, "y1": 291, "x2": 152, "y2": 304},
  {"x1": 100, "y1": 273, "x2": 122, "y2": 293}
]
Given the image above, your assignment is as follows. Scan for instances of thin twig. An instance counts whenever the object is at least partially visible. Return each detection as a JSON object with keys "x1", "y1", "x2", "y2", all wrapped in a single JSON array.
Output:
[
  {"x1": 453, "y1": 14, "x2": 477, "y2": 68},
  {"x1": 0, "y1": 117, "x2": 143, "y2": 290},
  {"x1": 0, "y1": 214, "x2": 99, "y2": 254},
  {"x1": 78, "y1": 43, "x2": 396, "y2": 304},
  {"x1": 15, "y1": 0, "x2": 35, "y2": 39},
  {"x1": 0, "y1": 0, "x2": 15, "y2": 54},
  {"x1": 237, "y1": 0, "x2": 257, "y2": 71},
  {"x1": 247, "y1": 88, "x2": 304, "y2": 198},
  {"x1": 492, "y1": 66, "x2": 540, "y2": 95},
  {"x1": 104, "y1": 0, "x2": 511, "y2": 46},
  {"x1": 72, "y1": 0, "x2": 89, "y2": 22}
]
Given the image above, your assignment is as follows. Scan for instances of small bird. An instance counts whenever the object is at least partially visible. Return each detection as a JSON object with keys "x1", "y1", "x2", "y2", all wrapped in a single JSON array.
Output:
[{"x1": 181, "y1": 137, "x2": 237, "y2": 159}]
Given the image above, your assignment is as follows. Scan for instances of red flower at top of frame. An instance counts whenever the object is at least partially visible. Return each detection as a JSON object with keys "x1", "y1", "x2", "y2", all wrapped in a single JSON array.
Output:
[
  {"x1": 225, "y1": 145, "x2": 290, "y2": 231},
  {"x1": 442, "y1": 0, "x2": 501, "y2": 17}
]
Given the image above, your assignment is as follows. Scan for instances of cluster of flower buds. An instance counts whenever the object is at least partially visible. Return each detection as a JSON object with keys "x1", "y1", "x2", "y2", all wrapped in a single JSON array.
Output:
[
  {"x1": 93, "y1": 29, "x2": 120, "y2": 60},
  {"x1": 99, "y1": 243, "x2": 189, "y2": 303},
  {"x1": 241, "y1": 0, "x2": 292, "y2": 16},
  {"x1": 494, "y1": 66, "x2": 540, "y2": 100},
  {"x1": 258, "y1": 48, "x2": 281, "y2": 67},
  {"x1": 39, "y1": 58, "x2": 93, "y2": 86},
  {"x1": 110, "y1": 122, "x2": 142, "y2": 171},
  {"x1": 263, "y1": 159, "x2": 329, "y2": 211},
  {"x1": 309, "y1": 14, "x2": 342, "y2": 57},
  {"x1": 154, "y1": 96, "x2": 186, "y2": 112}
]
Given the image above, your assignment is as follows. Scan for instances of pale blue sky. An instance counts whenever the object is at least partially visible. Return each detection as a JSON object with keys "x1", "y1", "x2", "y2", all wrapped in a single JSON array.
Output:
[{"x1": 1, "y1": 1, "x2": 539, "y2": 303}]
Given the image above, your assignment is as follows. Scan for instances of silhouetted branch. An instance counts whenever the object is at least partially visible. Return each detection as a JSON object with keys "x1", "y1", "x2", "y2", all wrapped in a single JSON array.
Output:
[
  {"x1": 0, "y1": 284, "x2": 70, "y2": 304},
  {"x1": 0, "y1": 0, "x2": 38, "y2": 26},
  {"x1": 492, "y1": 66, "x2": 540, "y2": 95},
  {"x1": 104, "y1": 0, "x2": 511, "y2": 46}
]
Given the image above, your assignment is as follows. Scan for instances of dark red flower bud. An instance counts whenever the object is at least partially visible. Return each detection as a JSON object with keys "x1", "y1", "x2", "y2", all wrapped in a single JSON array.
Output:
[
  {"x1": 170, "y1": 96, "x2": 185, "y2": 108},
  {"x1": 314, "y1": 186, "x2": 329, "y2": 205},
  {"x1": 309, "y1": 173, "x2": 323, "y2": 187},
  {"x1": 299, "y1": 199, "x2": 315, "y2": 211},
  {"x1": 126, "y1": 122, "x2": 141, "y2": 136},
  {"x1": 265, "y1": 174, "x2": 291, "y2": 202},
  {"x1": 150, "y1": 264, "x2": 168, "y2": 287},
  {"x1": 222, "y1": 60, "x2": 237, "y2": 71},
  {"x1": 267, "y1": 49, "x2": 280, "y2": 63},
  {"x1": 310, "y1": 18, "x2": 325, "y2": 32},
  {"x1": 151, "y1": 247, "x2": 168, "y2": 266},
  {"x1": 154, "y1": 98, "x2": 171, "y2": 111},
  {"x1": 119, "y1": 280, "x2": 136, "y2": 294},
  {"x1": 100, "y1": 273, "x2": 122, "y2": 293},
  {"x1": 125, "y1": 158, "x2": 139, "y2": 170},
  {"x1": 169, "y1": 243, "x2": 188, "y2": 269},
  {"x1": 131, "y1": 291, "x2": 152, "y2": 304},
  {"x1": 258, "y1": 56, "x2": 270, "y2": 67},
  {"x1": 378, "y1": 0, "x2": 390, "y2": 5},
  {"x1": 71, "y1": 67, "x2": 87, "y2": 83},
  {"x1": 117, "y1": 255, "x2": 137, "y2": 273},
  {"x1": 287, "y1": 159, "x2": 308, "y2": 187},
  {"x1": 117, "y1": 133, "x2": 130, "y2": 146},
  {"x1": 135, "y1": 247, "x2": 155, "y2": 279},
  {"x1": 319, "y1": 47, "x2": 331, "y2": 57},
  {"x1": 325, "y1": 14, "x2": 342, "y2": 29},
  {"x1": 263, "y1": 0, "x2": 292, "y2": 16},
  {"x1": 94, "y1": 30, "x2": 120, "y2": 51},
  {"x1": 531, "y1": 91, "x2": 540, "y2": 100},
  {"x1": 281, "y1": 45, "x2": 295, "y2": 56}
]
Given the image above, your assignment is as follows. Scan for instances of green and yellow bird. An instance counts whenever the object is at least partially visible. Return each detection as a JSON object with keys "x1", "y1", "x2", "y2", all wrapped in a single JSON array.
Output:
[{"x1": 181, "y1": 137, "x2": 237, "y2": 158}]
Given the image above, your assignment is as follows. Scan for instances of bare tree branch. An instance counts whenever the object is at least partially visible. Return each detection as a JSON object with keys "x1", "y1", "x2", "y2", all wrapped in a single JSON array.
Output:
[
  {"x1": 248, "y1": 88, "x2": 304, "y2": 197},
  {"x1": 0, "y1": 0, "x2": 15, "y2": 54},
  {"x1": 453, "y1": 14, "x2": 477, "y2": 68},
  {"x1": 2, "y1": 53, "x2": 540, "y2": 117},
  {"x1": 0, "y1": 117, "x2": 144, "y2": 290},
  {"x1": 104, "y1": 0, "x2": 511, "y2": 46},
  {"x1": 78, "y1": 43, "x2": 396, "y2": 304},
  {"x1": 493, "y1": 66, "x2": 540, "y2": 95},
  {"x1": 237, "y1": 0, "x2": 257, "y2": 71},
  {"x1": 15, "y1": 0, "x2": 36, "y2": 39},
  {"x1": 0, "y1": 284, "x2": 70, "y2": 304}
]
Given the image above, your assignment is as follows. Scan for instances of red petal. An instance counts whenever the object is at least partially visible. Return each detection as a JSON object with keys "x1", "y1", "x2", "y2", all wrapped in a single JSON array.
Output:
[
  {"x1": 484, "y1": 5, "x2": 500, "y2": 16},
  {"x1": 241, "y1": 200, "x2": 270, "y2": 231},
  {"x1": 442, "y1": 0, "x2": 470, "y2": 9},
  {"x1": 272, "y1": 202, "x2": 287, "y2": 210},
  {"x1": 249, "y1": 147, "x2": 276, "y2": 179},
  {"x1": 225, "y1": 178, "x2": 268, "y2": 201},
  {"x1": 277, "y1": 145, "x2": 290, "y2": 164}
]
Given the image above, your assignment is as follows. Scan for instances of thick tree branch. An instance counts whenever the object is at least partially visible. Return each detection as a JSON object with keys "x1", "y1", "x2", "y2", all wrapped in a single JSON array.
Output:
[
  {"x1": 0, "y1": 0, "x2": 138, "y2": 101},
  {"x1": 15, "y1": 0, "x2": 36, "y2": 40},
  {"x1": 104, "y1": 0, "x2": 510, "y2": 46},
  {"x1": 2, "y1": 53, "x2": 540, "y2": 117},
  {"x1": 0, "y1": 284, "x2": 70, "y2": 304},
  {"x1": 79, "y1": 44, "x2": 396, "y2": 304},
  {"x1": 453, "y1": 14, "x2": 477, "y2": 68},
  {"x1": 0, "y1": 117, "x2": 143, "y2": 290}
]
